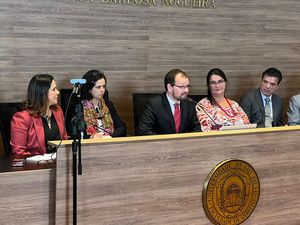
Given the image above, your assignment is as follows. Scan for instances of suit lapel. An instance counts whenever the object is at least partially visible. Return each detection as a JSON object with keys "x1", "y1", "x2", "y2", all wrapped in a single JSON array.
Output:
[
  {"x1": 180, "y1": 101, "x2": 187, "y2": 132},
  {"x1": 53, "y1": 109, "x2": 64, "y2": 139},
  {"x1": 32, "y1": 116, "x2": 45, "y2": 152},
  {"x1": 256, "y1": 89, "x2": 265, "y2": 117},
  {"x1": 162, "y1": 94, "x2": 176, "y2": 132},
  {"x1": 272, "y1": 95, "x2": 278, "y2": 123}
]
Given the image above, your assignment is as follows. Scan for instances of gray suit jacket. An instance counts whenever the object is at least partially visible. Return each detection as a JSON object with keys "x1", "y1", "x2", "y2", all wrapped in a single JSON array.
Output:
[
  {"x1": 239, "y1": 88, "x2": 283, "y2": 127},
  {"x1": 287, "y1": 94, "x2": 300, "y2": 125}
]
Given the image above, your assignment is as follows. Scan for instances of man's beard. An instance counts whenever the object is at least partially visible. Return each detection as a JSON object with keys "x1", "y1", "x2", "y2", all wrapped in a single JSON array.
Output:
[{"x1": 177, "y1": 92, "x2": 188, "y2": 101}]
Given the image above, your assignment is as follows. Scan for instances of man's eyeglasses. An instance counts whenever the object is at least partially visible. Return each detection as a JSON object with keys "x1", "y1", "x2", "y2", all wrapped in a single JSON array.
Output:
[
  {"x1": 209, "y1": 79, "x2": 225, "y2": 86},
  {"x1": 172, "y1": 84, "x2": 191, "y2": 90}
]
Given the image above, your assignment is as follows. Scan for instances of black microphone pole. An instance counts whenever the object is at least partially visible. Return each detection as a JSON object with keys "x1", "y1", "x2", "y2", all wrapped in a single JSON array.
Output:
[{"x1": 70, "y1": 82, "x2": 85, "y2": 225}]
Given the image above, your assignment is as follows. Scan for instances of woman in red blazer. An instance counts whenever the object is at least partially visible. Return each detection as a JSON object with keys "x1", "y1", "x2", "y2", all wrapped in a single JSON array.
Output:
[{"x1": 10, "y1": 74, "x2": 68, "y2": 156}]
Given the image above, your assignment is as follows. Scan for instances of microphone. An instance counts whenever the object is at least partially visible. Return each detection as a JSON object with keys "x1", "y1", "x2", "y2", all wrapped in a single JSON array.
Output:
[
  {"x1": 70, "y1": 79, "x2": 86, "y2": 94},
  {"x1": 95, "y1": 106, "x2": 103, "y2": 119},
  {"x1": 70, "y1": 79, "x2": 86, "y2": 85},
  {"x1": 186, "y1": 97, "x2": 222, "y2": 130},
  {"x1": 85, "y1": 121, "x2": 112, "y2": 136}
]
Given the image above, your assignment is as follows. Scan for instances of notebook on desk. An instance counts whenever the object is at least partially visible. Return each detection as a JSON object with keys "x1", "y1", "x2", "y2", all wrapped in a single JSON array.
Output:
[
  {"x1": 219, "y1": 124, "x2": 257, "y2": 131},
  {"x1": 26, "y1": 153, "x2": 56, "y2": 163}
]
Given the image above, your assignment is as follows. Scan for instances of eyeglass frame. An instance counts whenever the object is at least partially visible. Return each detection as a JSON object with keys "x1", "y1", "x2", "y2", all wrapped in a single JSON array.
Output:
[
  {"x1": 209, "y1": 79, "x2": 226, "y2": 86},
  {"x1": 172, "y1": 84, "x2": 192, "y2": 90}
]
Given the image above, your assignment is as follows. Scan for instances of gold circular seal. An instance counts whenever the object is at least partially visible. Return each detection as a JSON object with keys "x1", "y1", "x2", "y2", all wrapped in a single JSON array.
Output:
[{"x1": 202, "y1": 159, "x2": 260, "y2": 225}]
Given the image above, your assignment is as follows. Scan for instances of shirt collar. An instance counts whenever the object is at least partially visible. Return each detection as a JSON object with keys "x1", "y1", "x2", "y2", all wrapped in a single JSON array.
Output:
[
  {"x1": 166, "y1": 92, "x2": 180, "y2": 106},
  {"x1": 260, "y1": 91, "x2": 272, "y2": 101}
]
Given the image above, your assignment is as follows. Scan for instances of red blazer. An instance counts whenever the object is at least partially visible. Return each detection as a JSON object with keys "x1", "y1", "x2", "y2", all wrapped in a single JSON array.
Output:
[{"x1": 10, "y1": 107, "x2": 68, "y2": 156}]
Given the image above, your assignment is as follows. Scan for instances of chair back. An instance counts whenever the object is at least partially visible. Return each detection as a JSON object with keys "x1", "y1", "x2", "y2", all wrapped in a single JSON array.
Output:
[{"x1": 0, "y1": 102, "x2": 22, "y2": 155}]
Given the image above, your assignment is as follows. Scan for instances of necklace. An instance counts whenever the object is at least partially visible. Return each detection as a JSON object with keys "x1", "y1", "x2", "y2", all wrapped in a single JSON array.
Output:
[
  {"x1": 92, "y1": 100, "x2": 104, "y2": 119},
  {"x1": 212, "y1": 96, "x2": 237, "y2": 118},
  {"x1": 44, "y1": 115, "x2": 51, "y2": 129},
  {"x1": 44, "y1": 109, "x2": 52, "y2": 129}
]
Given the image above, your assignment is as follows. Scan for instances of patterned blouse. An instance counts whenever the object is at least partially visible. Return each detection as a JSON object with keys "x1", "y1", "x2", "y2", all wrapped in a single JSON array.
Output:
[
  {"x1": 196, "y1": 97, "x2": 250, "y2": 132},
  {"x1": 82, "y1": 99, "x2": 114, "y2": 136}
]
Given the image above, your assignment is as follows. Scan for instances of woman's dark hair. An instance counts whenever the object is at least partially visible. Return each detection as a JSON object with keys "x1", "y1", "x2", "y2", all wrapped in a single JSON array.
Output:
[
  {"x1": 81, "y1": 70, "x2": 107, "y2": 100},
  {"x1": 24, "y1": 74, "x2": 56, "y2": 116},
  {"x1": 206, "y1": 68, "x2": 228, "y2": 104}
]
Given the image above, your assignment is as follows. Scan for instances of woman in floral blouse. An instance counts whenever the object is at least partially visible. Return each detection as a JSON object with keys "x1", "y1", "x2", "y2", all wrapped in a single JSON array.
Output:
[
  {"x1": 196, "y1": 68, "x2": 249, "y2": 132},
  {"x1": 81, "y1": 70, "x2": 127, "y2": 138}
]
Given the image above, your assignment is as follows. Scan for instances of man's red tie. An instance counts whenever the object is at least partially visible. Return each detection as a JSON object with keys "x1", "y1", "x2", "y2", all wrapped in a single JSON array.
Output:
[{"x1": 174, "y1": 103, "x2": 181, "y2": 133}]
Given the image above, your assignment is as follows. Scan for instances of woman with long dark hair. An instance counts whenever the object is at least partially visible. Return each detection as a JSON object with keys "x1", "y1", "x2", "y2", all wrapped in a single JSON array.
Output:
[
  {"x1": 196, "y1": 68, "x2": 249, "y2": 131},
  {"x1": 10, "y1": 74, "x2": 68, "y2": 156},
  {"x1": 80, "y1": 70, "x2": 127, "y2": 138}
]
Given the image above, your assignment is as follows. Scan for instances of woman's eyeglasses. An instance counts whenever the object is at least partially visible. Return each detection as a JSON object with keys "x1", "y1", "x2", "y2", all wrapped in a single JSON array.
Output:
[{"x1": 209, "y1": 79, "x2": 225, "y2": 86}]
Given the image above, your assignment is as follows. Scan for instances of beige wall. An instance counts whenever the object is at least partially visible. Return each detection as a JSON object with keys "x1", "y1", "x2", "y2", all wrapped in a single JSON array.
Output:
[{"x1": 0, "y1": 0, "x2": 300, "y2": 135}]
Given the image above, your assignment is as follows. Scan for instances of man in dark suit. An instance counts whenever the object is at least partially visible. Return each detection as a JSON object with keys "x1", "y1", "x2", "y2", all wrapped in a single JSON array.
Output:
[
  {"x1": 137, "y1": 69, "x2": 201, "y2": 135},
  {"x1": 239, "y1": 67, "x2": 283, "y2": 128}
]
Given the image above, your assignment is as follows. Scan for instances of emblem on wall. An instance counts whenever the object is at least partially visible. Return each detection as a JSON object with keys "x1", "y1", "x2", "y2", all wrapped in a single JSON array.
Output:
[{"x1": 202, "y1": 159, "x2": 260, "y2": 225}]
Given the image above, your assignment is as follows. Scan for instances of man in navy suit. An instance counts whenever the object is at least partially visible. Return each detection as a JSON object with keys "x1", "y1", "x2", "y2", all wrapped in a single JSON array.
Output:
[
  {"x1": 239, "y1": 67, "x2": 283, "y2": 128},
  {"x1": 137, "y1": 69, "x2": 201, "y2": 135}
]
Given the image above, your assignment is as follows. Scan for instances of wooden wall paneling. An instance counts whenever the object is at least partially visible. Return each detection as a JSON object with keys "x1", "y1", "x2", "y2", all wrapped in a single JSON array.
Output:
[{"x1": 0, "y1": 0, "x2": 299, "y2": 134}]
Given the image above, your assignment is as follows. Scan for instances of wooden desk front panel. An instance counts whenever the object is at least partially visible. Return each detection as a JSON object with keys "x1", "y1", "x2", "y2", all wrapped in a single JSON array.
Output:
[
  {"x1": 0, "y1": 169, "x2": 56, "y2": 225},
  {"x1": 56, "y1": 130, "x2": 300, "y2": 225}
]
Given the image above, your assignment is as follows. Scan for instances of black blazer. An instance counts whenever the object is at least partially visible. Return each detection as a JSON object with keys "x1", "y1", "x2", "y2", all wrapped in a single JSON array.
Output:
[
  {"x1": 104, "y1": 99, "x2": 127, "y2": 137},
  {"x1": 137, "y1": 92, "x2": 201, "y2": 135},
  {"x1": 239, "y1": 88, "x2": 283, "y2": 127}
]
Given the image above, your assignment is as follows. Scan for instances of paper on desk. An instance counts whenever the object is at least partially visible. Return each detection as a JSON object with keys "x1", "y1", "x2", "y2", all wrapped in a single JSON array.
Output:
[{"x1": 26, "y1": 153, "x2": 56, "y2": 163}]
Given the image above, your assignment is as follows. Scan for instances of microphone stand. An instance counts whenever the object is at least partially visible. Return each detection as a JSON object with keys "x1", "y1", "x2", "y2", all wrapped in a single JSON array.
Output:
[
  {"x1": 187, "y1": 97, "x2": 222, "y2": 130},
  {"x1": 70, "y1": 85, "x2": 85, "y2": 225},
  {"x1": 85, "y1": 121, "x2": 112, "y2": 136}
]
